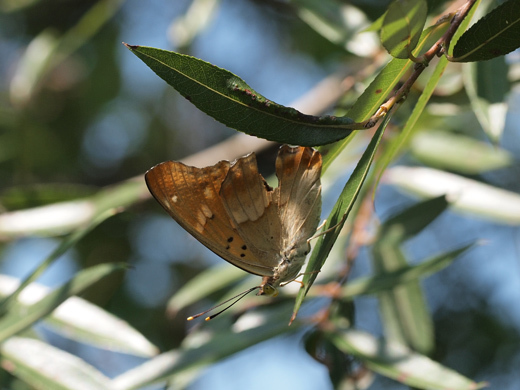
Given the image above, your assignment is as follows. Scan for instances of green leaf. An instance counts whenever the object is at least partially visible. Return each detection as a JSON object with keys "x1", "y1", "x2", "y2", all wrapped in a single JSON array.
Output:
[
  {"x1": 111, "y1": 303, "x2": 302, "y2": 390},
  {"x1": 292, "y1": 0, "x2": 378, "y2": 56},
  {"x1": 1, "y1": 337, "x2": 112, "y2": 390},
  {"x1": 386, "y1": 166, "x2": 520, "y2": 224},
  {"x1": 452, "y1": 0, "x2": 520, "y2": 62},
  {"x1": 410, "y1": 130, "x2": 513, "y2": 173},
  {"x1": 463, "y1": 56, "x2": 510, "y2": 143},
  {"x1": 0, "y1": 263, "x2": 127, "y2": 342},
  {"x1": 343, "y1": 243, "x2": 474, "y2": 298},
  {"x1": 373, "y1": 55, "x2": 449, "y2": 189},
  {"x1": 166, "y1": 265, "x2": 245, "y2": 317},
  {"x1": 381, "y1": 0, "x2": 428, "y2": 59},
  {"x1": 371, "y1": 197, "x2": 449, "y2": 354},
  {"x1": 347, "y1": 22, "x2": 448, "y2": 123},
  {"x1": 329, "y1": 329, "x2": 486, "y2": 390},
  {"x1": 124, "y1": 44, "x2": 360, "y2": 146},
  {"x1": 0, "y1": 274, "x2": 158, "y2": 357},
  {"x1": 291, "y1": 112, "x2": 392, "y2": 322},
  {"x1": 0, "y1": 208, "x2": 119, "y2": 315}
]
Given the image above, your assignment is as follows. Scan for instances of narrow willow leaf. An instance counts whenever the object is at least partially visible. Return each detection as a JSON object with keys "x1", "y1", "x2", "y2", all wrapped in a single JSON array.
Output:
[
  {"x1": 452, "y1": 0, "x2": 520, "y2": 62},
  {"x1": 291, "y1": 113, "x2": 392, "y2": 322},
  {"x1": 463, "y1": 57, "x2": 510, "y2": 143},
  {"x1": 343, "y1": 243, "x2": 474, "y2": 298},
  {"x1": 374, "y1": 55, "x2": 449, "y2": 190},
  {"x1": 125, "y1": 44, "x2": 360, "y2": 146},
  {"x1": 166, "y1": 265, "x2": 245, "y2": 317},
  {"x1": 329, "y1": 329, "x2": 486, "y2": 390},
  {"x1": 293, "y1": 0, "x2": 379, "y2": 56},
  {"x1": 111, "y1": 303, "x2": 302, "y2": 390},
  {"x1": 0, "y1": 263, "x2": 127, "y2": 342},
  {"x1": 410, "y1": 130, "x2": 513, "y2": 173},
  {"x1": 371, "y1": 196, "x2": 449, "y2": 354},
  {"x1": 0, "y1": 208, "x2": 118, "y2": 315},
  {"x1": 386, "y1": 166, "x2": 520, "y2": 224},
  {"x1": 0, "y1": 275, "x2": 158, "y2": 357},
  {"x1": 1, "y1": 337, "x2": 112, "y2": 390},
  {"x1": 381, "y1": 0, "x2": 428, "y2": 59}
]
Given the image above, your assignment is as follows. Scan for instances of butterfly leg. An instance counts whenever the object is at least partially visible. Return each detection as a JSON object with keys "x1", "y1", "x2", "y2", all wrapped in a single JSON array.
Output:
[{"x1": 280, "y1": 270, "x2": 320, "y2": 287}]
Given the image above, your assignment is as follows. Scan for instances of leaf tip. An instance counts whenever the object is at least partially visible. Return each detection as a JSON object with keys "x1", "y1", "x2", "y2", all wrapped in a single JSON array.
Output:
[{"x1": 123, "y1": 42, "x2": 139, "y2": 50}]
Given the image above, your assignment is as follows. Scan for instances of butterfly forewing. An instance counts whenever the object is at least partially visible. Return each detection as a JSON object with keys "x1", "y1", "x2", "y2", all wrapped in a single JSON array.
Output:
[
  {"x1": 220, "y1": 153, "x2": 284, "y2": 268},
  {"x1": 145, "y1": 160, "x2": 275, "y2": 277}
]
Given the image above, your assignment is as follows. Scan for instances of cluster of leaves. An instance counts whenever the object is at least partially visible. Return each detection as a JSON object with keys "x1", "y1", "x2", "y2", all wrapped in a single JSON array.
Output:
[{"x1": 0, "y1": 0, "x2": 519, "y2": 389}]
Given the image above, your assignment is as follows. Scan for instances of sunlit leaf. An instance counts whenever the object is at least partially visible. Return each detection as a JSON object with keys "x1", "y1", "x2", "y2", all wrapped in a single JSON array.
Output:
[
  {"x1": 386, "y1": 166, "x2": 520, "y2": 224},
  {"x1": 291, "y1": 113, "x2": 392, "y2": 322},
  {"x1": 410, "y1": 130, "x2": 513, "y2": 173},
  {"x1": 329, "y1": 329, "x2": 487, "y2": 389},
  {"x1": 381, "y1": 0, "x2": 428, "y2": 59},
  {"x1": 0, "y1": 263, "x2": 127, "y2": 342},
  {"x1": 0, "y1": 275, "x2": 158, "y2": 357},
  {"x1": 1, "y1": 337, "x2": 112, "y2": 390}
]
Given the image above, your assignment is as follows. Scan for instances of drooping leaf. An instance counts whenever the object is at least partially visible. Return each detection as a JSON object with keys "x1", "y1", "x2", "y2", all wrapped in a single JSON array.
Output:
[
  {"x1": 1, "y1": 337, "x2": 112, "y2": 390},
  {"x1": 463, "y1": 56, "x2": 510, "y2": 143},
  {"x1": 291, "y1": 112, "x2": 392, "y2": 322},
  {"x1": 125, "y1": 44, "x2": 361, "y2": 146},
  {"x1": 410, "y1": 130, "x2": 513, "y2": 173},
  {"x1": 381, "y1": 0, "x2": 428, "y2": 59},
  {"x1": 372, "y1": 196, "x2": 449, "y2": 355},
  {"x1": 0, "y1": 263, "x2": 127, "y2": 342},
  {"x1": 0, "y1": 275, "x2": 158, "y2": 357},
  {"x1": 342, "y1": 243, "x2": 474, "y2": 298},
  {"x1": 452, "y1": 0, "x2": 520, "y2": 62},
  {"x1": 386, "y1": 166, "x2": 520, "y2": 224},
  {"x1": 329, "y1": 329, "x2": 487, "y2": 390}
]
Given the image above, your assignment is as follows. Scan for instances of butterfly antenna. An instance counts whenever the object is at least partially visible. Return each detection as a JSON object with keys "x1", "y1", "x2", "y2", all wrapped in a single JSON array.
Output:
[{"x1": 187, "y1": 286, "x2": 260, "y2": 321}]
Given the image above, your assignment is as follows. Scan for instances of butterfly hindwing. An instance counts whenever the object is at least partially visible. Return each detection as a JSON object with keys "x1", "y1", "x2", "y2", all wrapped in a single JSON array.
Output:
[
  {"x1": 145, "y1": 160, "x2": 275, "y2": 276},
  {"x1": 275, "y1": 145, "x2": 322, "y2": 251}
]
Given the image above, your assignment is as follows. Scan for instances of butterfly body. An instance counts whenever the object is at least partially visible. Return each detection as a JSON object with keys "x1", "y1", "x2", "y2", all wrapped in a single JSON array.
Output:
[{"x1": 145, "y1": 145, "x2": 322, "y2": 296}]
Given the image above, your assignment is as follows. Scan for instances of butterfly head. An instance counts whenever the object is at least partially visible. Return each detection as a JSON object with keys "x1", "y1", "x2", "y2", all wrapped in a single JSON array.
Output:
[{"x1": 257, "y1": 281, "x2": 278, "y2": 297}]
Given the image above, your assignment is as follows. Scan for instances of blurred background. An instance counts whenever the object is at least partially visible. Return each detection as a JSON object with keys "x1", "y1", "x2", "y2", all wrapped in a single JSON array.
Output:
[{"x1": 1, "y1": 0, "x2": 520, "y2": 389}]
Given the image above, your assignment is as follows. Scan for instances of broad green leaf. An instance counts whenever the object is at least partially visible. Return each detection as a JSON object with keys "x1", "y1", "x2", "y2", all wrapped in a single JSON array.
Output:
[
  {"x1": 343, "y1": 243, "x2": 474, "y2": 298},
  {"x1": 291, "y1": 113, "x2": 392, "y2": 322},
  {"x1": 1, "y1": 337, "x2": 112, "y2": 390},
  {"x1": 125, "y1": 44, "x2": 361, "y2": 146},
  {"x1": 371, "y1": 196, "x2": 449, "y2": 354},
  {"x1": 463, "y1": 57, "x2": 510, "y2": 143},
  {"x1": 410, "y1": 130, "x2": 513, "y2": 173},
  {"x1": 0, "y1": 208, "x2": 118, "y2": 315},
  {"x1": 166, "y1": 265, "x2": 245, "y2": 317},
  {"x1": 111, "y1": 303, "x2": 302, "y2": 390},
  {"x1": 0, "y1": 263, "x2": 127, "y2": 342},
  {"x1": 452, "y1": 0, "x2": 520, "y2": 62},
  {"x1": 0, "y1": 275, "x2": 158, "y2": 357},
  {"x1": 374, "y1": 55, "x2": 449, "y2": 189},
  {"x1": 329, "y1": 329, "x2": 486, "y2": 390},
  {"x1": 386, "y1": 166, "x2": 520, "y2": 224},
  {"x1": 381, "y1": 0, "x2": 428, "y2": 59}
]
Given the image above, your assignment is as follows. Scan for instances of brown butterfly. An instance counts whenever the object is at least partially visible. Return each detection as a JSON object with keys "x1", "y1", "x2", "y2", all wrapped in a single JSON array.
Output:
[{"x1": 145, "y1": 145, "x2": 322, "y2": 319}]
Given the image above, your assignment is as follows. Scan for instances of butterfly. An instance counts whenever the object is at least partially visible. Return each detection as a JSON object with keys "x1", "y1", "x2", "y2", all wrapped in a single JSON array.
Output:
[{"x1": 145, "y1": 145, "x2": 322, "y2": 319}]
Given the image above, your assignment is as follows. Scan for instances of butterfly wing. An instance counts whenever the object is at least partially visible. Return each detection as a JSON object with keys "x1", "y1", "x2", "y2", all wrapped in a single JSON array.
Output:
[
  {"x1": 275, "y1": 145, "x2": 322, "y2": 251},
  {"x1": 145, "y1": 159, "x2": 276, "y2": 277},
  {"x1": 219, "y1": 153, "x2": 284, "y2": 269}
]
